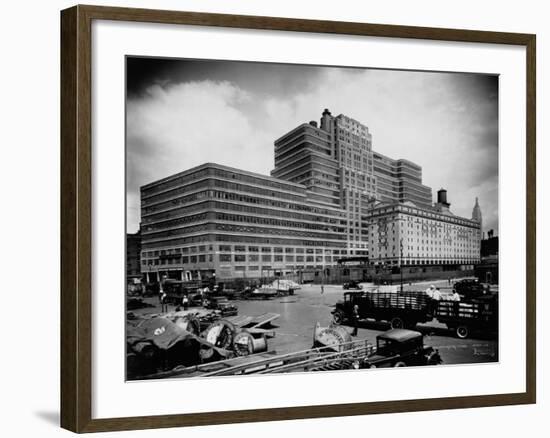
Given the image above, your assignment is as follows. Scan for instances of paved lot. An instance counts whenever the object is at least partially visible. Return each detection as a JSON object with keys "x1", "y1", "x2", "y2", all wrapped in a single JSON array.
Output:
[
  {"x1": 240, "y1": 284, "x2": 497, "y2": 365},
  {"x1": 132, "y1": 281, "x2": 498, "y2": 366}
]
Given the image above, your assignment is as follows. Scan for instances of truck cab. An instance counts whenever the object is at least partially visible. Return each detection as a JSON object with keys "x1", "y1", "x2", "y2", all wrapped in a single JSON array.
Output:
[{"x1": 332, "y1": 291, "x2": 365, "y2": 324}]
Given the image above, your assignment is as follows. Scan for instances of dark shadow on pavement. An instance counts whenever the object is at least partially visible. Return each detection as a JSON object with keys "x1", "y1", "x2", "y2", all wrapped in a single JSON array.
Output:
[
  {"x1": 415, "y1": 324, "x2": 498, "y2": 341},
  {"x1": 343, "y1": 319, "x2": 497, "y2": 341},
  {"x1": 357, "y1": 320, "x2": 391, "y2": 331}
]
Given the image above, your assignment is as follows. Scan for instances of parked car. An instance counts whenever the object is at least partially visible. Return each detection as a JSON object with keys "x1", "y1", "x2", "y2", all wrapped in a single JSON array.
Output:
[
  {"x1": 361, "y1": 329, "x2": 442, "y2": 368},
  {"x1": 342, "y1": 280, "x2": 362, "y2": 290},
  {"x1": 204, "y1": 296, "x2": 238, "y2": 316},
  {"x1": 188, "y1": 293, "x2": 205, "y2": 307},
  {"x1": 453, "y1": 279, "x2": 489, "y2": 301}
]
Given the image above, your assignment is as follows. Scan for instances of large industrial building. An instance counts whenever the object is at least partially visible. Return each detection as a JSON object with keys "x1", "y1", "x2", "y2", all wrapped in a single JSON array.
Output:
[
  {"x1": 139, "y1": 109, "x2": 482, "y2": 281},
  {"x1": 139, "y1": 163, "x2": 349, "y2": 282}
]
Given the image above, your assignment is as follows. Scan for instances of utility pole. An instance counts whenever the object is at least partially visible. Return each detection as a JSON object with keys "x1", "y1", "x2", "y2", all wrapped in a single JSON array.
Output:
[{"x1": 400, "y1": 238, "x2": 404, "y2": 292}]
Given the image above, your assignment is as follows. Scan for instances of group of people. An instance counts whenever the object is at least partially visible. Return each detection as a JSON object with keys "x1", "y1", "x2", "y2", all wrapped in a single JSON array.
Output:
[
  {"x1": 425, "y1": 284, "x2": 461, "y2": 302},
  {"x1": 158, "y1": 289, "x2": 190, "y2": 313}
]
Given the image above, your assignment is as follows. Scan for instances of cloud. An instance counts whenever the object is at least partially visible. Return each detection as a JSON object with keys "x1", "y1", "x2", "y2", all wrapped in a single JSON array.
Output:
[
  {"x1": 126, "y1": 66, "x2": 498, "y2": 235},
  {"x1": 127, "y1": 80, "x2": 274, "y2": 231}
]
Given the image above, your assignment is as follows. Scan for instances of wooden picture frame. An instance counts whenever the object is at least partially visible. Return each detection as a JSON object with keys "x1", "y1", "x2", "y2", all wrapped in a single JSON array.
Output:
[{"x1": 60, "y1": 4, "x2": 536, "y2": 433}]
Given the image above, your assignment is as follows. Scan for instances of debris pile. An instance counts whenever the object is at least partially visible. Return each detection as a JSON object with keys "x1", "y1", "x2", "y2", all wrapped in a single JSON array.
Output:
[{"x1": 126, "y1": 310, "x2": 279, "y2": 379}]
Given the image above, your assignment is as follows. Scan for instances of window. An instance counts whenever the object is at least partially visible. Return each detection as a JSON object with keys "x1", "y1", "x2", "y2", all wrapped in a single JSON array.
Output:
[
  {"x1": 219, "y1": 254, "x2": 231, "y2": 262},
  {"x1": 235, "y1": 254, "x2": 246, "y2": 262}
]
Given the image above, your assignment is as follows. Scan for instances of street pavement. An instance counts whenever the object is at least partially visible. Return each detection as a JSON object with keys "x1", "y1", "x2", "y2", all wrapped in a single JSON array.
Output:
[
  {"x1": 235, "y1": 284, "x2": 498, "y2": 365},
  {"x1": 132, "y1": 281, "x2": 498, "y2": 367}
]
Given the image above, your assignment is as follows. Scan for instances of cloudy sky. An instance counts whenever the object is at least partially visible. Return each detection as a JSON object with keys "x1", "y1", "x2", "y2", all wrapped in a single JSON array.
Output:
[{"x1": 126, "y1": 57, "x2": 498, "y2": 235}]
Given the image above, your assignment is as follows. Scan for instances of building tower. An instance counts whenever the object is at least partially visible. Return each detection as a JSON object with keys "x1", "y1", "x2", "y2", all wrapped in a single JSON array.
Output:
[
  {"x1": 271, "y1": 109, "x2": 434, "y2": 257},
  {"x1": 471, "y1": 197, "x2": 483, "y2": 231},
  {"x1": 434, "y1": 188, "x2": 451, "y2": 214}
]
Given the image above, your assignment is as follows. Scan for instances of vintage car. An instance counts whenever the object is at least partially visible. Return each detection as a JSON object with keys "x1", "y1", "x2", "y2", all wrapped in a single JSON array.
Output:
[
  {"x1": 342, "y1": 280, "x2": 362, "y2": 290},
  {"x1": 453, "y1": 279, "x2": 489, "y2": 301},
  {"x1": 187, "y1": 293, "x2": 205, "y2": 307},
  {"x1": 361, "y1": 329, "x2": 442, "y2": 368},
  {"x1": 204, "y1": 296, "x2": 238, "y2": 316}
]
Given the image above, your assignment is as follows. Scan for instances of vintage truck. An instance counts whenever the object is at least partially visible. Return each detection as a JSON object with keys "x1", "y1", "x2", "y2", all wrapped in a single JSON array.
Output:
[
  {"x1": 332, "y1": 290, "x2": 434, "y2": 330},
  {"x1": 162, "y1": 279, "x2": 201, "y2": 304},
  {"x1": 332, "y1": 290, "x2": 498, "y2": 339},
  {"x1": 204, "y1": 296, "x2": 238, "y2": 316}
]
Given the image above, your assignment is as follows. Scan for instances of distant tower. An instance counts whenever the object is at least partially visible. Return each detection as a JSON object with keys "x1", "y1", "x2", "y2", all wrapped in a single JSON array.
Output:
[{"x1": 472, "y1": 197, "x2": 483, "y2": 230}]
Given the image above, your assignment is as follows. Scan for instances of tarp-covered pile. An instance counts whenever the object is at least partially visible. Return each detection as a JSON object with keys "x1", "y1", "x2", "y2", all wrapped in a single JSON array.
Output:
[{"x1": 126, "y1": 316, "x2": 230, "y2": 379}]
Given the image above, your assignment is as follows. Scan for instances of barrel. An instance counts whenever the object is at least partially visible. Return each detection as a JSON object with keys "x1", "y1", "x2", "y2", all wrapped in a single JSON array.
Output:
[{"x1": 233, "y1": 331, "x2": 268, "y2": 356}]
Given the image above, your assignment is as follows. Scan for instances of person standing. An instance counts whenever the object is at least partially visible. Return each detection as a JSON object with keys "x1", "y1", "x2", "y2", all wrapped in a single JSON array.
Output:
[
  {"x1": 451, "y1": 289, "x2": 461, "y2": 315},
  {"x1": 351, "y1": 304, "x2": 360, "y2": 336},
  {"x1": 182, "y1": 295, "x2": 189, "y2": 311},
  {"x1": 160, "y1": 290, "x2": 168, "y2": 313},
  {"x1": 425, "y1": 285, "x2": 435, "y2": 298}
]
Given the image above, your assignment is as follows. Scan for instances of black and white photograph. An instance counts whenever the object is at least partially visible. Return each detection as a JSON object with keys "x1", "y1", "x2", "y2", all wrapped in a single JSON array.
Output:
[{"x1": 125, "y1": 57, "x2": 499, "y2": 381}]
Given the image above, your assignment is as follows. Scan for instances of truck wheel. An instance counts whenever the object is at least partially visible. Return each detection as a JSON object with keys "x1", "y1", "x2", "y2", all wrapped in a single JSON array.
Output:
[
  {"x1": 332, "y1": 311, "x2": 345, "y2": 325},
  {"x1": 394, "y1": 361, "x2": 407, "y2": 367},
  {"x1": 456, "y1": 326, "x2": 469, "y2": 339},
  {"x1": 390, "y1": 317, "x2": 404, "y2": 329}
]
